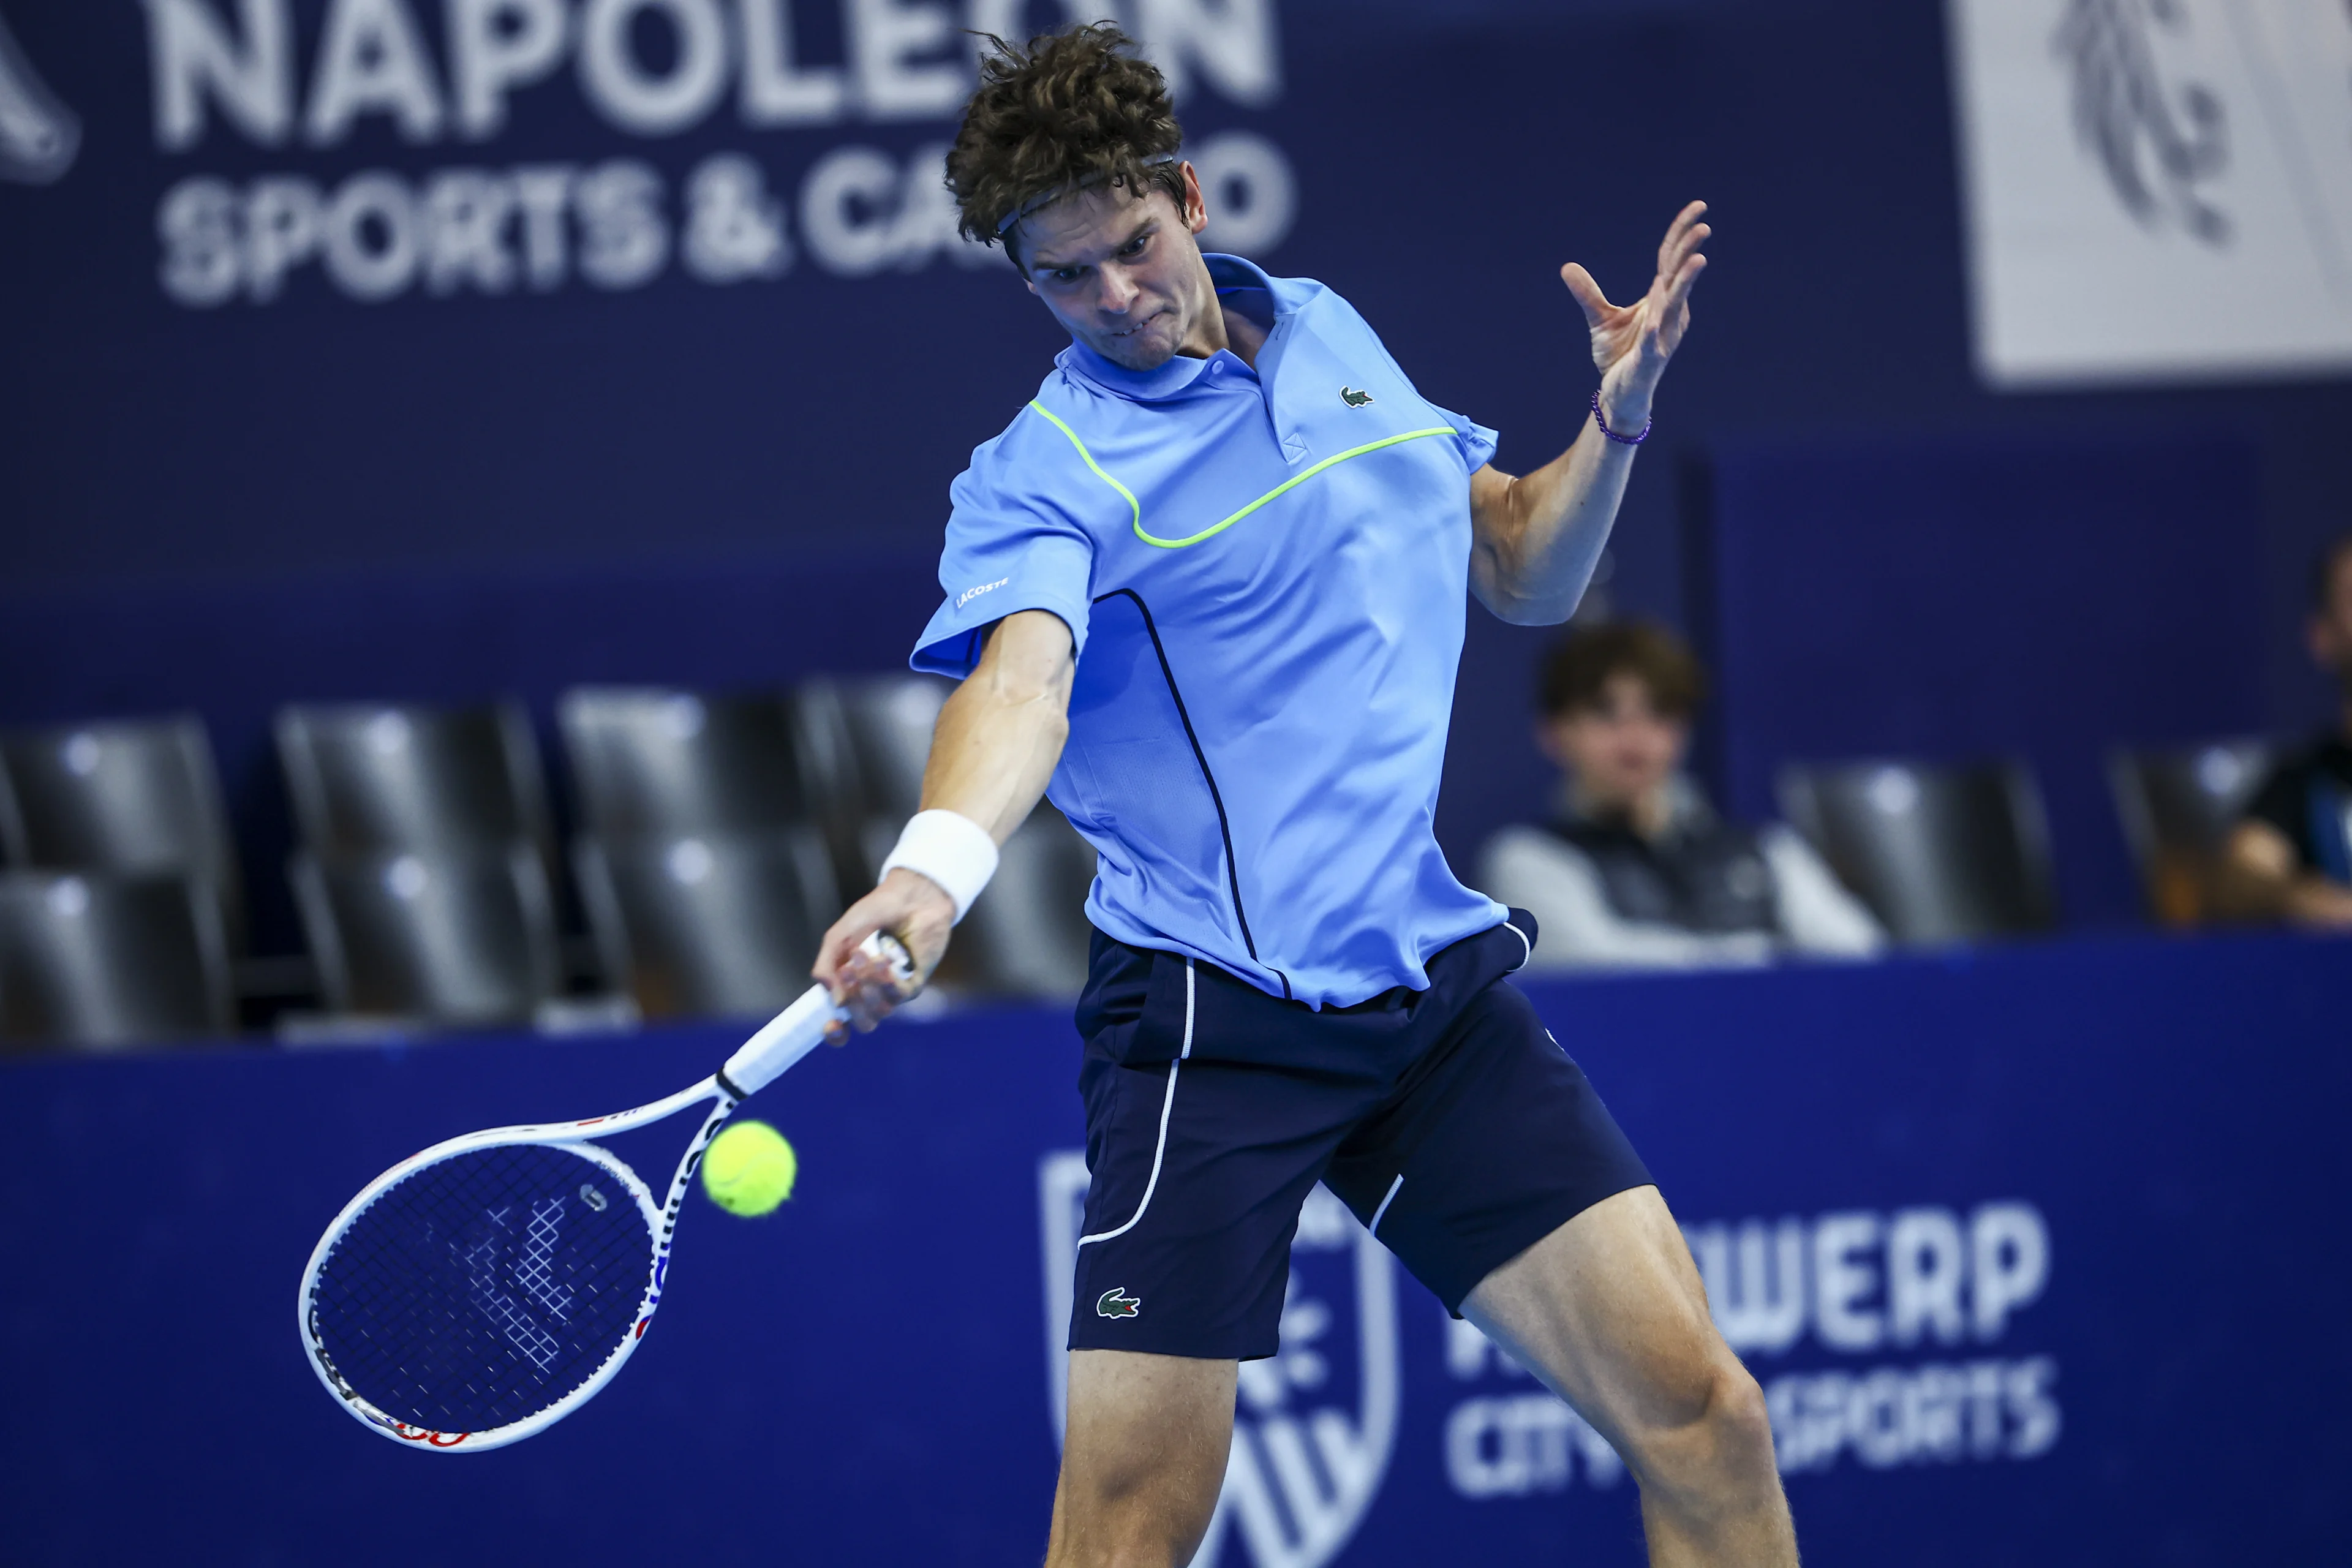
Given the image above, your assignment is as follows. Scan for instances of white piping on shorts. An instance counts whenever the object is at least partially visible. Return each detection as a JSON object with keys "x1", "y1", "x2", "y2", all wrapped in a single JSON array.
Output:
[
  {"x1": 1367, "y1": 1173, "x2": 1404, "y2": 1240},
  {"x1": 1078, "y1": 960, "x2": 1194, "y2": 1248},
  {"x1": 1501, "y1": 921, "x2": 1531, "y2": 971}
]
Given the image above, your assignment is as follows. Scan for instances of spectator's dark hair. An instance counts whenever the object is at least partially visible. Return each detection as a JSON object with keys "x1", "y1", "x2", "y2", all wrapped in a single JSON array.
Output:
[
  {"x1": 2312, "y1": 532, "x2": 2352, "y2": 613},
  {"x1": 946, "y1": 24, "x2": 1188, "y2": 265},
  {"x1": 1538, "y1": 621, "x2": 1709, "y2": 720}
]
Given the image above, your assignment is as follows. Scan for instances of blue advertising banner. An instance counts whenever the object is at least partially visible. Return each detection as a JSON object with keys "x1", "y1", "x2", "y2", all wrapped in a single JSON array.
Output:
[
  {"x1": 4, "y1": 930, "x2": 2346, "y2": 1566},
  {"x1": 0, "y1": 0, "x2": 1325, "y2": 578}
]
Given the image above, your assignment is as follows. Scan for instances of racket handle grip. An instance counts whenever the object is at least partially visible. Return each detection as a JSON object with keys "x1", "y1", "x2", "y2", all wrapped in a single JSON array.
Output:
[
  {"x1": 720, "y1": 984, "x2": 836, "y2": 1098},
  {"x1": 719, "y1": 933, "x2": 913, "y2": 1099}
]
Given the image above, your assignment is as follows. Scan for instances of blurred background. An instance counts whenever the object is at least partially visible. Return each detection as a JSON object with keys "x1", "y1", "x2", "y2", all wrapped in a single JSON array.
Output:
[{"x1": 2, "y1": 2, "x2": 2347, "y2": 1564}]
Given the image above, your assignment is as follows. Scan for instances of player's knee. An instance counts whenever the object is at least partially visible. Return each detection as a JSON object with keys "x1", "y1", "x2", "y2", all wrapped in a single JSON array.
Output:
[
  {"x1": 1065, "y1": 1441, "x2": 1215, "y2": 1517},
  {"x1": 1618, "y1": 1354, "x2": 1779, "y2": 1505},
  {"x1": 1050, "y1": 1454, "x2": 1224, "y2": 1568},
  {"x1": 1052, "y1": 1413, "x2": 1229, "y2": 1567},
  {"x1": 1703, "y1": 1364, "x2": 1778, "y2": 1483}
]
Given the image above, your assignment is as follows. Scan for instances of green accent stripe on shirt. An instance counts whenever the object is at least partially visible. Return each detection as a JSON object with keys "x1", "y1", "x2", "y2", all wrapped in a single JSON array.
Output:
[
  {"x1": 1026, "y1": 399, "x2": 1141, "y2": 535},
  {"x1": 1026, "y1": 399, "x2": 1456, "y2": 550}
]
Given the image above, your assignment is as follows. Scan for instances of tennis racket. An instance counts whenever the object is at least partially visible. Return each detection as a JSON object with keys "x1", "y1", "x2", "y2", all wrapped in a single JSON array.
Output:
[{"x1": 296, "y1": 933, "x2": 911, "y2": 1453}]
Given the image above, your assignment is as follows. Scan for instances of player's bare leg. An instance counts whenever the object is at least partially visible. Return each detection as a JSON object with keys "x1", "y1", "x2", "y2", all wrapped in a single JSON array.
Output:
[
  {"x1": 1464, "y1": 1185, "x2": 1798, "y2": 1568},
  {"x1": 1047, "y1": 1349, "x2": 1237, "y2": 1568}
]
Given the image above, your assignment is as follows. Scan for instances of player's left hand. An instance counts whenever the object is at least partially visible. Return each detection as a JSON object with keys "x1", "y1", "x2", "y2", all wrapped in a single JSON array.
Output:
[{"x1": 1561, "y1": 200, "x2": 1709, "y2": 434}]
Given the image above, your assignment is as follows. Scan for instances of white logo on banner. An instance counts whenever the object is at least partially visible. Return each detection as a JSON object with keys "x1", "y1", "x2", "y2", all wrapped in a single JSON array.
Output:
[
  {"x1": 1947, "y1": 0, "x2": 2352, "y2": 386},
  {"x1": 136, "y1": 0, "x2": 1297, "y2": 307},
  {"x1": 1441, "y1": 1317, "x2": 1626, "y2": 1499},
  {"x1": 1683, "y1": 1202, "x2": 2060, "y2": 1475},
  {"x1": 1042, "y1": 1161, "x2": 2062, "y2": 1545},
  {"x1": 1440, "y1": 1200, "x2": 2061, "y2": 1499},
  {"x1": 1039, "y1": 1153, "x2": 1398, "y2": 1568},
  {"x1": 0, "y1": 9, "x2": 80, "y2": 183}
]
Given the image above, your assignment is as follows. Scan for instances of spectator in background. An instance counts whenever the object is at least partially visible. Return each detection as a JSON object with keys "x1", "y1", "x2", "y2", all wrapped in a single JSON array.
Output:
[
  {"x1": 2222, "y1": 533, "x2": 2352, "y2": 929},
  {"x1": 1479, "y1": 621, "x2": 1883, "y2": 969}
]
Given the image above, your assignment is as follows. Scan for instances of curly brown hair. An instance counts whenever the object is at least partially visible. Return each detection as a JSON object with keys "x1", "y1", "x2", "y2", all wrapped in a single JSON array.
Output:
[
  {"x1": 1539, "y1": 621, "x2": 1709, "y2": 721},
  {"x1": 946, "y1": 24, "x2": 1189, "y2": 264}
]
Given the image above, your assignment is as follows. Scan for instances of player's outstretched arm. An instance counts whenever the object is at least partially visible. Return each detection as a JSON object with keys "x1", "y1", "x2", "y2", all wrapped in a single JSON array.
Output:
[
  {"x1": 812, "y1": 609, "x2": 1077, "y2": 1033},
  {"x1": 1470, "y1": 200, "x2": 1710, "y2": 625}
]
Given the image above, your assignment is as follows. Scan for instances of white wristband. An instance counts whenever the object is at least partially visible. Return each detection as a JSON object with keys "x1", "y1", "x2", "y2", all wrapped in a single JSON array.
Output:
[{"x1": 878, "y1": 809, "x2": 1000, "y2": 924}]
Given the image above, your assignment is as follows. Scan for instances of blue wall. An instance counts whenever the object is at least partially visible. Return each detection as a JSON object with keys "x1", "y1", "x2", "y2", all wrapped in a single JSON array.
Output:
[
  {"x1": 1697, "y1": 430, "x2": 2264, "y2": 926},
  {"x1": 5, "y1": 932, "x2": 2348, "y2": 1565},
  {"x1": 2, "y1": 0, "x2": 2345, "y2": 922}
]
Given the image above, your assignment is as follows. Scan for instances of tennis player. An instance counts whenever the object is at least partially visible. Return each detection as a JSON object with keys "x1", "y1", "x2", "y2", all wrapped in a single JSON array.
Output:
[{"x1": 816, "y1": 25, "x2": 1796, "y2": 1567}]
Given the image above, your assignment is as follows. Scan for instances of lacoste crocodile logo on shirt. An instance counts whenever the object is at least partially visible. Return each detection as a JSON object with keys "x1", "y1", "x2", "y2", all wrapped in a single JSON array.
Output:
[
  {"x1": 1096, "y1": 1287, "x2": 1142, "y2": 1319},
  {"x1": 1340, "y1": 386, "x2": 1374, "y2": 407}
]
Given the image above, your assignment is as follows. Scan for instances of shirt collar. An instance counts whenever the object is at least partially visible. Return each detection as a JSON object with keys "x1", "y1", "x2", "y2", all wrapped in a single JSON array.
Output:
[
  {"x1": 1056, "y1": 253, "x2": 1294, "y2": 404},
  {"x1": 1204, "y1": 251, "x2": 1283, "y2": 309}
]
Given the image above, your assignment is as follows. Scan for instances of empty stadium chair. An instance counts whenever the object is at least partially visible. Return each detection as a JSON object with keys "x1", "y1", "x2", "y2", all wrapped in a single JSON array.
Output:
[
  {"x1": 0, "y1": 715, "x2": 244, "y2": 948},
  {"x1": 799, "y1": 676, "x2": 1095, "y2": 996},
  {"x1": 800, "y1": 672, "x2": 962, "y2": 874},
  {"x1": 2109, "y1": 739, "x2": 2275, "y2": 926},
  {"x1": 560, "y1": 687, "x2": 815, "y2": 843},
  {"x1": 276, "y1": 701, "x2": 551, "y2": 858},
  {"x1": 792, "y1": 678, "x2": 873, "y2": 889},
  {"x1": 791, "y1": 674, "x2": 951, "y2": 894},
  {"x1": 834, "y1": 674, "x2": 952, "y2": 825},
  {"x1": 290, "y1": 848, "x2": 560, "y2": 1025},
  {"x1": 574, "y1": 829, "x2": 840, "y2": 1019},
  {"x1": 954, "y1": 809, "x2": 1099, "y2": 998},
  {"x1": 0, "y1": 870, "x2": 233, "y2": 1047},
  {"x1": 1777, "y1": 760, "x2": 2057, "y2": 944}
]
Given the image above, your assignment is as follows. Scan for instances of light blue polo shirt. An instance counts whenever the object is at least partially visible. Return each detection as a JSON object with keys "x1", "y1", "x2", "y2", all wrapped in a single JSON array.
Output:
[{"x1": 912, "y1": 254, "x2": 1507, "y2": 1008}]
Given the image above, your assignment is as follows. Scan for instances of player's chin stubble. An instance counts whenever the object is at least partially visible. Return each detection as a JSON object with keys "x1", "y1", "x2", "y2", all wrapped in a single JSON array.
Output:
[{"x1": 1094, "y1": 315, "x2": 1177, "y2": 371}]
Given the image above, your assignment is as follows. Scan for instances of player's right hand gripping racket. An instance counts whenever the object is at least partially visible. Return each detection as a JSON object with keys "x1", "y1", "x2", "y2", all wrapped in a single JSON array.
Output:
[{"x1": 296, "y1": 934, "x2": 911, "y2": 1453}]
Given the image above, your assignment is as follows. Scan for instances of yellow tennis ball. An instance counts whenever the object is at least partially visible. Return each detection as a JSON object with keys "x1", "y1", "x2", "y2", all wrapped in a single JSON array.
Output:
[{"x1": 701, "y1": 1120, "x2": 797, "y2": 1216}]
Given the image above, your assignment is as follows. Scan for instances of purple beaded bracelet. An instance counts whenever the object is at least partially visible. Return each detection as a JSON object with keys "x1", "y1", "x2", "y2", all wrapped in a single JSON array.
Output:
[{"x1": 1591, "y1": 389, "x2": 1652, "y2": 446}]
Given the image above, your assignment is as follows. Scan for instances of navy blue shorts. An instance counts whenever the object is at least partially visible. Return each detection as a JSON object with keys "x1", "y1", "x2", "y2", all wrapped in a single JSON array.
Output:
[{"x1": 1066, "y1": 913, "x2": 1652, "y2": 1361}]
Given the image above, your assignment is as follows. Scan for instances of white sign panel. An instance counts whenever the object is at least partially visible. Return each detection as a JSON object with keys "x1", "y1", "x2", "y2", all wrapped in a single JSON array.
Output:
[{"x1": 1947, "y1": 0, "x2": 2352, "y2": 387}]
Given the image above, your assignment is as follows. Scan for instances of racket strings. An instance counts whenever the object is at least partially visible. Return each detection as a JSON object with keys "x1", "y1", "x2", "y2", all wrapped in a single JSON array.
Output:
[{"x1": 310, "y1": 1143, "x2": 654, "y2": 1432}]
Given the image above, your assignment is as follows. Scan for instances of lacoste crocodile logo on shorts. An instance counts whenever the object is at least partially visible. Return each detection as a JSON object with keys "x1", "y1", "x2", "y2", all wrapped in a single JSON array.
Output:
[
  {"x1": 1096, "y1": 1287, "x2": 1142, "y2": 1319},
  {"x1": 1340, "y1": 386, "x2": 1374, "y2": 407}
]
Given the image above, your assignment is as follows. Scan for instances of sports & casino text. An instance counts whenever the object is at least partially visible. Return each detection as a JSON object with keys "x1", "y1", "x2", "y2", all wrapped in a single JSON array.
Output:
[{"x1": 140, "y1": 0, "x2": 1298, "y2": 305}]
